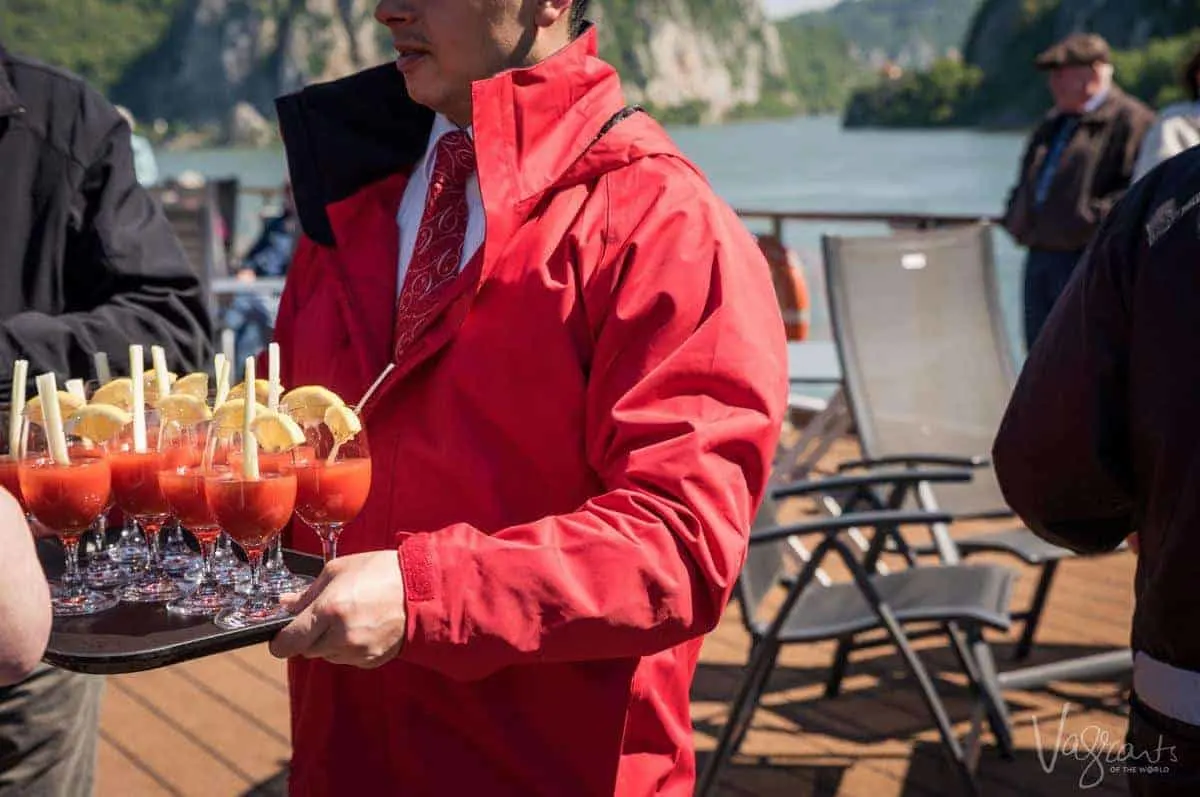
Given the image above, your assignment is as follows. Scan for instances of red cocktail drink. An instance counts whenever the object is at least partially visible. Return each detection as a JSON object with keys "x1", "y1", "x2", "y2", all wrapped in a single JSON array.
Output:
[
  {"x1": 294, "y1": 458, "x2": 371, "y2": 560},
  {"x1": 206, "y1": 471, "x2": 296, "y2": 554},
  {"x1": 112, "y1": 448, "x2": 182, "y2": 603},
  {"x1": 110, "y1": 450, "x2": 171, "y2": 519},
  {"x1": 19, "y1": 451, "x2": 110, "y2": 538},
  {"x1": 159, "y1": 468, "x2": 219, "y2": 543},
  {"x1": 205, "y1": 469, "x2": 297, "y2": 630},
  {"x1": 159, "y1": 464, "x2": 233, "y2": 617},
  {"x1": 0, "y1": 455, "x2": 24, "y2": 510},
  {"x1": 19, "y1": 448, "x2": 117, "y2": 616}
]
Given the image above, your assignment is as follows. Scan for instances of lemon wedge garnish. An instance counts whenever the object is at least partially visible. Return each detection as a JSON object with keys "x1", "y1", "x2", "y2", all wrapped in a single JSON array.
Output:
[
  {"x1": 69, "y1": 405, "x2": 131, "y2": 444},
  {"x1": 280, "y1": 385, "x2": 345, "y2": 424},
  {"x1": 173, "y1": 373, "x2": 209, "y2": 401},
  {"x1": 154, "y1": 393, "x2": 212, "y2": 424},
  {"x1": 324, "y1": 405, "x2": 362, "y2": 445},
  {"x1": 211, "y1": 398, "x2": 271, "y2": 432},
  {"x1": 143, "y1": 370, "x2": 178, "y2": 395},
  {"x1": 250, "y1": 410, "x2": 306, "y2": 454},
  {"x1": 90, "y1": 378, "x2": 133, "y2": 410},
  {"x1": 228, "y1": 379, "x2": 273, "y2": 405},
  {"x1": 25, "y1": 391, "x2": 87, "y2": 425}
]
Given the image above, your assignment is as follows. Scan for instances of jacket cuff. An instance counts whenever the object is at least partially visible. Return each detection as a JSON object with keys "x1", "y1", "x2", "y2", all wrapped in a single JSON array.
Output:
[{"x1": 396, "y1": 531, "x2": 449, "y2": 658}]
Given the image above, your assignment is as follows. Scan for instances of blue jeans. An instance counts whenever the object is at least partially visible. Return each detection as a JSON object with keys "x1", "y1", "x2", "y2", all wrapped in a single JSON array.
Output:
[
  {"x1": 223, "y1": 293, "x2": 274, "y2": 367},
  {"x1": 1023, "y1": 248, "x2": 1084, "y2": 351}
]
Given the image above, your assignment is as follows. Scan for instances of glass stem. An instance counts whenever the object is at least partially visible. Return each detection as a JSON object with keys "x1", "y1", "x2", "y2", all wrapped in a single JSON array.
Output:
[
  {"x1": 320, "y1": 524, "x2": 342, "y2": 562},
  {"x1": 246, "y1": 548, "x2": 267, "y2": 609},
  {"x1": 90, "y1": 516, "x2": 107, "y2": 563},
  {"x1": 269, "y1": 535, "x2": 285, "y2": 569},
  {"x1": 144, "y1": 521, "x2": 163, "y2": 573},
  {"x1": 63, "y1": 537, "x2": 83, "y2": 594},
  {"x1": 199, "y1": 535, "x2": 217, "y2": 584}
]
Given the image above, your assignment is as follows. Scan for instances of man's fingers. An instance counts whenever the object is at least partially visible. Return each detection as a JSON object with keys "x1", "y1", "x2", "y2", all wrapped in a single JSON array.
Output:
[{"x1": 269, "y1": 604, "x2": 331, "y2": 659}]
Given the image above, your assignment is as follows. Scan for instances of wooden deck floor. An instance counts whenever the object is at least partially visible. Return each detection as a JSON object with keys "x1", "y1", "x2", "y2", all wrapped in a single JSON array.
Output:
[{"x1": 95, "y1": 436, "x2": 1137, "y2": 796}]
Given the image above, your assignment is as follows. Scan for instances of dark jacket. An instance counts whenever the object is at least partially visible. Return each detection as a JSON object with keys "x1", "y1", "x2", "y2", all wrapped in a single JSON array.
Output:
[
  {"x1": 0, "y1": 45, "x2": 210, "y2": 398},
  {"x1": 1002, "y1": 86, "x2": 1155, "y2": 252},
  {"x1": 993, "y1": 146, "x2": 1200, "y2": 672}
]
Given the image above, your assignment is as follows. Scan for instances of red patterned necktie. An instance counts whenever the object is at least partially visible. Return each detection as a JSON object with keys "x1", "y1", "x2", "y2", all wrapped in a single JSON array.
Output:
[{"x1": 393, "y1": 129, "x2": 477, "y2": 357}]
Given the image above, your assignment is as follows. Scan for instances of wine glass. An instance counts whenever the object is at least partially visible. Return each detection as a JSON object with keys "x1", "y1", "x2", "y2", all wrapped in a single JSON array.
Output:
[
  {"x1": 159, "y1": 418, "x2": 238, "y2": 616},
  {"x1": 112, "y1": 409, "x2": 184, "y2": 603},
  {"x1": 18, "y1": 415, "x2": 117, "y2": 616},
  {"x1": 284, "y1": 406, "x2": 371, "y2": 562},
  {"x1": 204, "y1": 423, "x2": 297, "y2": 629},
  {"x1": 0, "y1": 406, "x2": 26, "y2": 512}
]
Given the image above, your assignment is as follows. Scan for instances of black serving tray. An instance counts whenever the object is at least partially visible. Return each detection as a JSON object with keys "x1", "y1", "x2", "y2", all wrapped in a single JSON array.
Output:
[{"x1": 38, "y1": 541, "x2": 322, "y2": 675}]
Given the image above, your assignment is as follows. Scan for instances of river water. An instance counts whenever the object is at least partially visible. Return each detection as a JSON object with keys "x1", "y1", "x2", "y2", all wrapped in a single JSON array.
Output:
[{"x1": 157, "y1": 114, "x2": 1030, "y2": 351}]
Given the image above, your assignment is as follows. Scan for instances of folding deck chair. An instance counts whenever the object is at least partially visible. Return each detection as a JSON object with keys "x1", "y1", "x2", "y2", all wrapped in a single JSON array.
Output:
[
  {"x1": 817, "y1": 224, "x2": 1129, "y2": 689},
  {"x1": 696, "y1": 492, "x2": 1015, "y2": 797}
]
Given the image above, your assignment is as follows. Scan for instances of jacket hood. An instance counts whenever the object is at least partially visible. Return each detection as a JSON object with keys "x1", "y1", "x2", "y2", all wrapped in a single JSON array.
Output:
[
  {"x1": 0, "y1": 43, "x2": 23, "y2": 117},
  {"x1": 277, "y1": 27, "x2": 682, "y2": 247}
]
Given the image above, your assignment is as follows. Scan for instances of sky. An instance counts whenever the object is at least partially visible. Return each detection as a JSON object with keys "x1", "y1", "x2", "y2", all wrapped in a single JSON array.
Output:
[{"x1": 761, "y1": 0, "x2": 842, "y2": 18}]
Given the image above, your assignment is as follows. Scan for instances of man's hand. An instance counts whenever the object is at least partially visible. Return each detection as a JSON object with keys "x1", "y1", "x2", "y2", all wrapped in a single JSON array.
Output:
[
  {"x1": 268, "y1": 550, "x2": 407, "y2": 668},
  {"x1": 1126, "y1": 532, "x2": 1139, "y2": 554}
]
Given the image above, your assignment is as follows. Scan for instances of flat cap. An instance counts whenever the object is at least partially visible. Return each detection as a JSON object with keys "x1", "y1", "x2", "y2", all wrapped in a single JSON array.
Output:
[{"x1": 1035, "y1": 33, "x2": 1111, "y2": 70}]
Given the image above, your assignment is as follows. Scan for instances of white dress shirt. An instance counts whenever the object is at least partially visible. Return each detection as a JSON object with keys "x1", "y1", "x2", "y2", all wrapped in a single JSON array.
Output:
[{"x1": 396, "y1": 114, "x2": 486, "y2": 297}]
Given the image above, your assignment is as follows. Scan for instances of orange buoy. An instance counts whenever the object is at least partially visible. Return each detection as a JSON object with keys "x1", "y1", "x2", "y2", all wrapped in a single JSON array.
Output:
[{"x1": 756, "y1": 234, "x2": 810, "y2": 341}]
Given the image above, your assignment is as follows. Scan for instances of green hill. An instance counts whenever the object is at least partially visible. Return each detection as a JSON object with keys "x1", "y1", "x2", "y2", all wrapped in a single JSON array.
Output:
[{"x1": 801, "y1": 0, "x2": 984, "y2": 68}]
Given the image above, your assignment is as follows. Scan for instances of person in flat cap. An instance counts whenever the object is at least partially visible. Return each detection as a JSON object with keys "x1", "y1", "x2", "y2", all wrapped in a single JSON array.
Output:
[{"x1": 1001, "y1": 32, "x2": 1154, "y2": 351}]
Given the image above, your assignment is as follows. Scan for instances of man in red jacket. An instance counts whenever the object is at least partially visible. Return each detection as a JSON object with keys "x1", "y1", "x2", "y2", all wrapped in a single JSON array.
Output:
[{"x1": 267, "y1": 1, "x2": 787, "y2": 794}]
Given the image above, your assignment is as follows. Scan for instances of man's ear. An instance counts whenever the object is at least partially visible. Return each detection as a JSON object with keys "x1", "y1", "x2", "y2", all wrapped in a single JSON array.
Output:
[{"x1": 533, "y1": 0, "x2": 572, "y2": 30}]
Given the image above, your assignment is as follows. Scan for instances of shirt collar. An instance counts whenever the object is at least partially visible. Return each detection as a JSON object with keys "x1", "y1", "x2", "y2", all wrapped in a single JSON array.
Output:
[
  {"x1": 421, "y1": 114, "x2": 475, "y2": 182},
  {"x1": 1082, "y1": 86, "x2": 1110, "y2": 114}
]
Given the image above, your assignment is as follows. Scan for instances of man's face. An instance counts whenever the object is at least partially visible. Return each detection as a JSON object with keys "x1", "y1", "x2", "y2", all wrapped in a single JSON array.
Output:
[
  {"x1": 375, "y1": 0, "x2": 535, "y2": 126},
  {"x1": 1047, "y1": 64, "x2": 1104, "y2": 113}
]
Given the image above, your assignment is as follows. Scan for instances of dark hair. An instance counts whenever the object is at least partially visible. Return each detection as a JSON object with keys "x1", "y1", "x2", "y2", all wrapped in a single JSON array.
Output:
[
  {"x1": 569, "y1": 0, "x2": 591, "y2": 38},
  {"x1": 1184, "y1": 43, "x2": 1200, "y2": 101}
]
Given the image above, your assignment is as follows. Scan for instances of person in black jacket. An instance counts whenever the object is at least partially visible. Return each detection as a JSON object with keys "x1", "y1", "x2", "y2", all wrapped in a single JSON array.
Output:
[
  {"x1": 993, "y1": 149, "x2": 1200, "y2": 795},
  {"x1": 0, "y1": 43, "x2": 210, "y2": 795}
]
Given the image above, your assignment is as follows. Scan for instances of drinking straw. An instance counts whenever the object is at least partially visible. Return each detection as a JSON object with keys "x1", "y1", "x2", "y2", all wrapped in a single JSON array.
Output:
[
  {"x1": 36, "y1": 373, "x2": 70, "y2": 466},
  {"x1": 150, "y1": 345, "x2": 171, "y2": 401},
  {"x1": 356, "y1": 363, "x2": 395, "y2": 414},
  {"x1": 241, "y1": 356, "x2": 259, "y2": 481},
  {"x1": 65, "y1": 379, "x2": 86, "y2": 402},
  {"x1": 325, "y1": 363, "x2": 395, "y2": 466},
  {"x1": 214, "y1": 353, "x2": 230, "y2": 408},
  {"x1": 267, "y1": 342, "x2": 281, "y2": 411},
  {"x1": 93, "y1": 352, "x2": 111, "y2": 384},
  {"x1": 8, "y1": 360, "x2": 28, "y2": 457},
  {"x1": 130, "y1": 345, "x2": 147, "y2": 453},
  {"x1": 221, "y1": 329, "x2": 235, "y2": 372}
]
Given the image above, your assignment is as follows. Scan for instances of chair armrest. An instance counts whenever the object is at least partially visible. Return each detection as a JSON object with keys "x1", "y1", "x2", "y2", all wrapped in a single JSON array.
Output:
[
  {"x1": 750, "y1": 509, "x2": 955, "y2": 546},
  {"x1": 771, "y1": 467, "x2": 972, "y2": 501},
  {"x1": 836, "y1": 454, "x2": 990, "y2": 472}
]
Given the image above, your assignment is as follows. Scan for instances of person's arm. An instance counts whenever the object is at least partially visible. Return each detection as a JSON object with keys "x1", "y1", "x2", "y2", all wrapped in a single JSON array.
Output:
[
  {"x1": 1133, "y1": 118, "x2": 1170, "y2": 183},
  {"x1": 0, "y1": 86, "x2": 211, "y2": 396},
  {"x1": 0, "y1": 490, "x2": 51, "y2": 685},
  {"x1": 271, "y1": 167, "x2": 790, "y2": 679},
  {"x1": 993, "y1": 184, "x2": 1140, "y2": 554},
  {"x1": 1001, "y1": 134, "x2": 1039, "y2": 245},
  {"x1": 1088, "y1": 106, "x2": 1157, "y2": 221}
]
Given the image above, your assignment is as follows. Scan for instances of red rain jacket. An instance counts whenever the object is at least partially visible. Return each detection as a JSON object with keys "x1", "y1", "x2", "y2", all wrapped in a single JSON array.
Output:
[{"x1": 271, "y1": 29, "x2": 787, "y2": 797}]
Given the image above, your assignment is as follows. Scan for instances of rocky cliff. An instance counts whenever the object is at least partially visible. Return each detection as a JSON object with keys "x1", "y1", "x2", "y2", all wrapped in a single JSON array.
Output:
[
  {"x1": 112, "y1": 0, "x2": 798, "y2": 140},
  {"x1": 114, "y1": 0, "x2": 389, "y2": 142}
]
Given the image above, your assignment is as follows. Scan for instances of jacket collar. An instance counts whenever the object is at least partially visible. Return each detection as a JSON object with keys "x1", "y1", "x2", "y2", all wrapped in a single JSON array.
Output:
[
  {"x1": 0, "y1": 43, "x2": 23, "y2": 118},
  {"x1": 276, "y1": 27, "x2": 624, "y2": 247},
  {"x1": 1046, "y1": 85, "x2": 1129, "y2": 127}
]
